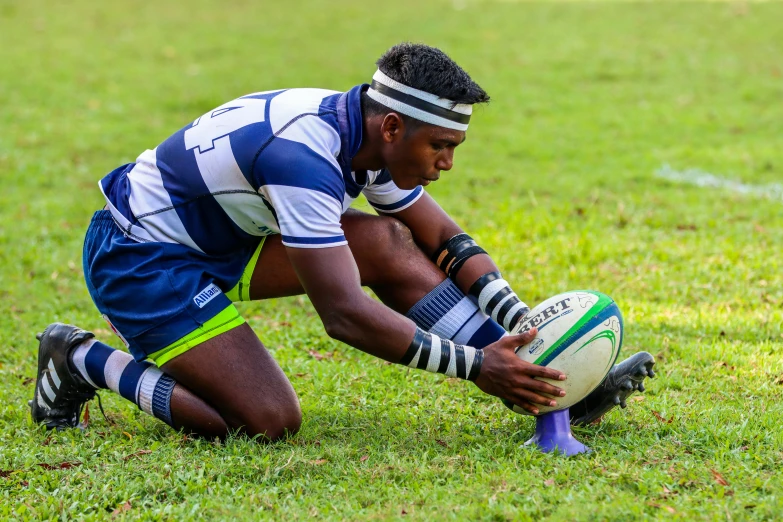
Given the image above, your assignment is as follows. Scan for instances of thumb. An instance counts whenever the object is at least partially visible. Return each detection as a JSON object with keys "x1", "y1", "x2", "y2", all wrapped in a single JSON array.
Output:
[{"x1": 506, "y1": 327, "x2": 538, "y2": 347}]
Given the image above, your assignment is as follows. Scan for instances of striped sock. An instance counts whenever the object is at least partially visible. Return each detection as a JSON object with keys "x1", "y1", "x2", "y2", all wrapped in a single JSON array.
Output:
[
  {"x1": 406, "y1": 279, "x2": 506, "y2": 349},
  {"x1": 69, "y1": 339, "x2": 176, "y2": 427}
]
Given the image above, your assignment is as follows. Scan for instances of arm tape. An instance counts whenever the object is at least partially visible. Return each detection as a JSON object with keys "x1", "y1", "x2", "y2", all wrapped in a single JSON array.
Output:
[
  {"x1": 468, "y1": 271, "x2": 530, "y2": 331},
  {"x1": 399, "y1": 327, "x2": 483, "y2": 381},
  {"x1": 432, "y1": 233, "x2": 487, "y2": 280}
]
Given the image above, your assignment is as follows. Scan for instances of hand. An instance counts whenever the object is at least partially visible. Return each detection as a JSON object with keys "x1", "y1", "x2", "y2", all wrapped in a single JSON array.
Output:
[{"x1": 474, "y1": 328, "x2": 567, "y2": 415}]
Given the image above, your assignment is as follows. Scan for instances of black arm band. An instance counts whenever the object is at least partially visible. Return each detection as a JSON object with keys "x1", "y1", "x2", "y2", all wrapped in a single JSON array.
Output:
[
  {"x1": 469, "y1": 271, "x2": 502, "y2": 299},
  {"x1": 400, "y1": 328, "x2": 427, "y2": 366},
  {"x1": 432, "y1": 233, "x2": 487, "y2": 280},
  {"x1": 467, "y1": 348, "x2": 483, "y2": 382},
  {"x1": 448, "y1": 245, "x2": 487, "y2": 280}
]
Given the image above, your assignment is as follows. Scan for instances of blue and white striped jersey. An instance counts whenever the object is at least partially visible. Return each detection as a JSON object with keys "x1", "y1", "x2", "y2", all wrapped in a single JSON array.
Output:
[{"x1": 99, "y1": 85, "x2": 423, "y2": 255}]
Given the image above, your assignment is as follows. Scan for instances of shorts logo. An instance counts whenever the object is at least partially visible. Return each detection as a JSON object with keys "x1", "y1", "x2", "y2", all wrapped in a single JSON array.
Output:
[
  {"x1": 194, "y1": 283, "x2": 222, "y2": 308},
  {"x1": 102, "y1": 314, "x2": 130, "y2": 348}
]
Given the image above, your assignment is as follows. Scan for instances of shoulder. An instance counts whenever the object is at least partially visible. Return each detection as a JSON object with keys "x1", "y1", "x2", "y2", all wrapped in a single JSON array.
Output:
[
  {"x1": 267, "y1": 88, "x2": 343, "y2": 157},
  {"x1": 253, "y1": 90, "x2": 347, "y2": 201}
]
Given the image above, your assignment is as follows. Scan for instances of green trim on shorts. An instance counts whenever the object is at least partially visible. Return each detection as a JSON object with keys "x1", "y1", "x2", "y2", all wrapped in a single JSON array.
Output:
[
  {"x1": 147, "y1": 304, "x2": 245, "y2": 366},
  {"x1": 226, "y1": 237, "x2": 266, "y2": 302}
]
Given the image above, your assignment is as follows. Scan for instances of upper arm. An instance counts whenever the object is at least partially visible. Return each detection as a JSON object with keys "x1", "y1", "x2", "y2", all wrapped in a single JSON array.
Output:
[
  {"x1": 256, "y1": 124, "x2": 347, "y2": 248},
  {"x1": 285, "y1": 244, "x2": 364, "y2": 317},
  {"x1": 286, "y1": 241, "x2": 417, "y2": 362},
  {"x1": 257, "y1": 92, "x2": 348, "y2": 247}
]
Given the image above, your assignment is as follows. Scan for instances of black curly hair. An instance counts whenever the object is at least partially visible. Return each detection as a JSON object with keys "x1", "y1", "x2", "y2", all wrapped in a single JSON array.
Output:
[{"x1": 361, "y1": 43, "x2": 489, "y2": 128}]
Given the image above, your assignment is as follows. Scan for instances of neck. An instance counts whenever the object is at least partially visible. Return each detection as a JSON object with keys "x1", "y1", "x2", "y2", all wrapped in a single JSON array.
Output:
[{"x1": 350, "y1": 115, "x2": 385, "y2": 171}]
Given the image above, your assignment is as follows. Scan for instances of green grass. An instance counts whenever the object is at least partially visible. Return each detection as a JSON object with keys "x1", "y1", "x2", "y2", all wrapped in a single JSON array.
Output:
[{"x1": 1, "y1": 0, "x2": 782, "y2": 519}]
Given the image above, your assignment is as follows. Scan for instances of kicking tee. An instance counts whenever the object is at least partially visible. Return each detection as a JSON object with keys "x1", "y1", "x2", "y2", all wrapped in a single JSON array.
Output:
[{"x1": 99, "y1": 85, "x2": 423, "y2": 255}]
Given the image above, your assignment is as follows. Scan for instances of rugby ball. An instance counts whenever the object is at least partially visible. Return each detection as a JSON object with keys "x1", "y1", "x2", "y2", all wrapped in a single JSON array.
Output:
[{"x1": 503, "y1": 290, "x2": 623, "y2": 415}]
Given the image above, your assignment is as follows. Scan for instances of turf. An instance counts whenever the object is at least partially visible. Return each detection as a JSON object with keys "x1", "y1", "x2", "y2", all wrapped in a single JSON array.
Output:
[{"x1": 1, "y1": 0, "x2": 782, "y2": 519}]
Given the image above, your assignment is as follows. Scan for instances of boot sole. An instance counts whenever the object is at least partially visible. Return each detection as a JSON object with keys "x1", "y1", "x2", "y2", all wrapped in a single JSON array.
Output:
[{"x1": 571, "y1": 352, "x2": 656, "y2": 426}]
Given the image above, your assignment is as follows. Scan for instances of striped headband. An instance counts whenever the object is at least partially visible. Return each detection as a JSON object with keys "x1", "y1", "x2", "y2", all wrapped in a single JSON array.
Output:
[{"x1": 366, "y1": 69, "x2": 472, "y2": 131}]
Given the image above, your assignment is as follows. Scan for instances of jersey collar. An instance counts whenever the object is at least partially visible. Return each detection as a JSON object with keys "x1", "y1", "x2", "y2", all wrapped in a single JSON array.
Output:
[{"x1": 336, "y1": 84, "x2": 366, "y2": 169}]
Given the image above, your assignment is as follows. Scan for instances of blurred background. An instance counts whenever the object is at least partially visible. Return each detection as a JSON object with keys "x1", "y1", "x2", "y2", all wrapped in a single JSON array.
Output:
[
  {"x1": 2, "y1": 0, "x2": 780, "y2": 324},
  {"x1": 1, "y1": 1, "x2": 781, "y2": 518}
]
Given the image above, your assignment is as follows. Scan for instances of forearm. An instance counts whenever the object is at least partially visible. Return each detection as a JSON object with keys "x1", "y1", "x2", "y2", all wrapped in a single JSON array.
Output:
[
  {"x1": 286, "y1": 242, "x2": 482, "y2": 380},
  {"x1": 323, "y1": 294, "x2": 482, "y2": 380},
  {"x1": 421, "y1": 219, "x2": 506, "y2": 300},
  {"x1": 416, "y1": 218, "x2": 508, "y2": 303},
  {"x1": 386, "y1": 194, "x2": 503, "y2": 297},
  {"x1": 430, "y1": 232, "x2": 530, "y2": 332},
  {"x1": 400, "y1": 206, "x2": 528, "y2": 330},
  {"x1": 453, "y1": 254, "x2": 499, "y2": 295},
  {"x1": 322, "y1": 292, "x2": 415, "y2": 362}
]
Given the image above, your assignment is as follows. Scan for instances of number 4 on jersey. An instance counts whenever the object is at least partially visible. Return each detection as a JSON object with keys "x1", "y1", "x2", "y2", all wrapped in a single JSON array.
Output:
[{"x1": 184, "y1": 98, "x2": 267, "y2": 154}]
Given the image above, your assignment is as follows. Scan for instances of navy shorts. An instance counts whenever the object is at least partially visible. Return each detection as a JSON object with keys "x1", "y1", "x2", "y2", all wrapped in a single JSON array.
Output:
[{"x1": 82, "y1": 211, "x2": 260, "y2": 363}]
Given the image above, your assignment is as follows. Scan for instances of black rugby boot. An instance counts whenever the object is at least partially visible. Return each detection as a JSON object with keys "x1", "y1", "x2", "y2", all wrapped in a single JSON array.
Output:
[
  {"x1": 569, "y1": 351, "x2": 656, "y2": 426},
  {"x1": 30, "y1": 323, "x2": 96, "y2": 430}
]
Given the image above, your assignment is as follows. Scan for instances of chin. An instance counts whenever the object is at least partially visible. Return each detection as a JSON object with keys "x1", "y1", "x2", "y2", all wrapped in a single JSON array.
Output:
[
  {"x1": 392, "y1": 178, "x2": 419, "y2": 191},
  {"x1": 387, "y1": 169, "x2": 423, "y2": 190}
]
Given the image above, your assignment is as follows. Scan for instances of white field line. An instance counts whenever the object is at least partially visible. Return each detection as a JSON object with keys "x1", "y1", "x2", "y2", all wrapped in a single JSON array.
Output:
[{"x1": 655, "y1": 164, "x2": 783, "y2": 203}]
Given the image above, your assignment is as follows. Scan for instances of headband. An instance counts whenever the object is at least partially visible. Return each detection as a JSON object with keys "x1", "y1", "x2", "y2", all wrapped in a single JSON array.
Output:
[{"x1": 366, "y1": 69, "x2": 472, "y2": 131}]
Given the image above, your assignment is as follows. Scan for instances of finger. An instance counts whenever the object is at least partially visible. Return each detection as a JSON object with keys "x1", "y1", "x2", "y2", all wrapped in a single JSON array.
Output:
[
  {"x1": 507, "y1": 398, "x2": 539, "y2": 415},
  {"x1": 512, "y1": 388, "x2": 558, "y2": 408},
  {"x1": 524, "y1": 363, "x2": 566, "y2": 381},
  {"x1": 520, "y1": 376, "x2": 566, "y2": 397},
  {"x1": 506, "y1": 328, "x2": 538, "y2": 347}
]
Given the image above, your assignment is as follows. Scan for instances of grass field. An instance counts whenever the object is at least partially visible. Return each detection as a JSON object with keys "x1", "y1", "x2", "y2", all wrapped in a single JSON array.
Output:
[{"x1": 2, "y1": 0, "x2": 782, "y2": 519}]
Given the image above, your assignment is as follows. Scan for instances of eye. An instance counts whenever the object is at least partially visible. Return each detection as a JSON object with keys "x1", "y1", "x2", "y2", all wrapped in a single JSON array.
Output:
[{"x1": 431, "y1": 143, "x2": 445, "y2": 152}]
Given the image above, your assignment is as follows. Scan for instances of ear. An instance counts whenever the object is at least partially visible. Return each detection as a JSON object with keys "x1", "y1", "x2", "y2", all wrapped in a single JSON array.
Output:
[{"x1": 380, "y1": 113, "x2": 405, "y2": 144}]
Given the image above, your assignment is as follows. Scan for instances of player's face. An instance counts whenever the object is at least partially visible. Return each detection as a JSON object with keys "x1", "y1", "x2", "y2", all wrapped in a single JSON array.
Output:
[{"x1": 385, "y1": 124, "x2": 466, "y2": 190}]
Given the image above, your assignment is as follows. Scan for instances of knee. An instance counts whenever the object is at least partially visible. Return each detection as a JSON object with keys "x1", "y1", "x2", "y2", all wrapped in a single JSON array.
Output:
[
  {"x1": 351, "y1": 214, "x2": 430, "y2": 287},
  {"x1": 386, "y1": 216, "x2": 415, "y2": 245},
  {"x1": 262, "y1": 409, "x2": 302, "y2": 442},
  {"x1": 233, "y1": 397, "x2": 302, "y2": 442},
  {"x1": 376, "y1": 217, "x2": 417, "y2": 260}
]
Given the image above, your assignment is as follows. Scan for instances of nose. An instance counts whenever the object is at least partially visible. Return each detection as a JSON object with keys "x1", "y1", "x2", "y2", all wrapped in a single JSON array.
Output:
[{"x1": 435, "y1": 149, "x2": 454, "y2": 172}]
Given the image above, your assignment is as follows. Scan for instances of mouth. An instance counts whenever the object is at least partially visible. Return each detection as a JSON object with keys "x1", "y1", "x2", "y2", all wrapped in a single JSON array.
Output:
[{"x1": 421, "y1": 176, "x2": 440, "y2": 186}]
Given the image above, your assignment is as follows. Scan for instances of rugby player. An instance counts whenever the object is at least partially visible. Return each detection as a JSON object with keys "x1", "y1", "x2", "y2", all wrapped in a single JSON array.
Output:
[{"x1": 31, "y1": 43, "x2": 654, "y2": 440}]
